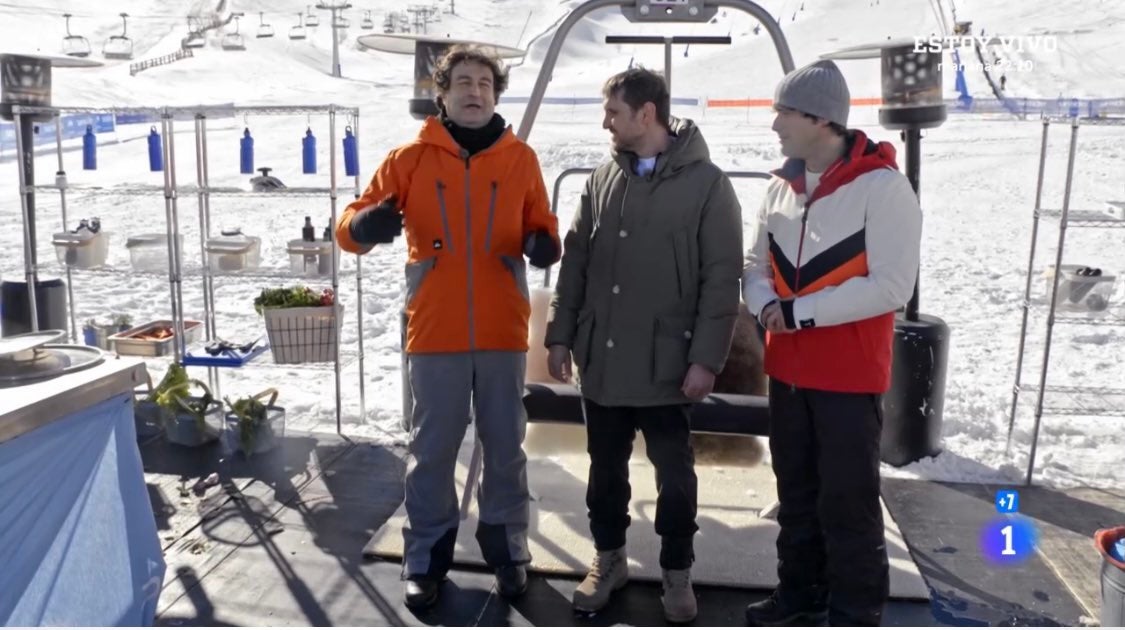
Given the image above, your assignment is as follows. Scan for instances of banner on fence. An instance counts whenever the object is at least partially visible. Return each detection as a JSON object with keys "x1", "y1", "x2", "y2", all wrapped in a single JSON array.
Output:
[{"x1": 0, "y1": 113, "x2": 114, "y2": 152}]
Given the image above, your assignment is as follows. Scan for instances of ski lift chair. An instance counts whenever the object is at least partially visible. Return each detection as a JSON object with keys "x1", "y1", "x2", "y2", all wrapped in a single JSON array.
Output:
[
  {"x1": 334, "y1": 15, "x2": 350, "y2": 28},
  {"x1": 256, "y1": 12, "x2": 275, "y2": 38},
  {"x1": 305, "y1": 6, "x2": 320, "y2": 27},
  {"x1": 361, "y1": 10, "x2": 374, "y2": 29},
  {"x1": 222, "y1": 14, "x2": 246, "y2": 51},
  {"x1": 289, "y1": 13, "x2": 307, "y2": 40},
  {"x1": 61, "y1": 13, "x2": 92, "y2": 58},
  {"x1": 102, "y1": 12, "x2": 134, "y2": 60}
]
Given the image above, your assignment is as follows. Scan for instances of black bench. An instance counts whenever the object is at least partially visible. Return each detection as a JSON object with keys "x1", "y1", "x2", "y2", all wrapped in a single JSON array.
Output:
[{"x1": 523, "y1": 382, "x2": 770, "y2": 436}]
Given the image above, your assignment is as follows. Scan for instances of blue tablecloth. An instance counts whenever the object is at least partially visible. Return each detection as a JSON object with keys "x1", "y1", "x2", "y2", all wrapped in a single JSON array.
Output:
[{"x1": 0, "y1": 392, "x2": 165, "y2": 625}]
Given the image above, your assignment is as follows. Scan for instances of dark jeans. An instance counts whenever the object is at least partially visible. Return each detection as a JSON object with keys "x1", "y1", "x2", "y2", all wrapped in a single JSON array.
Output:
[
  {"x1": 768, "y1": 379, "x2": 890, "y2": 626},
  {"x1": 582, "y1": 399, "x2": 698, "y2": 570}
]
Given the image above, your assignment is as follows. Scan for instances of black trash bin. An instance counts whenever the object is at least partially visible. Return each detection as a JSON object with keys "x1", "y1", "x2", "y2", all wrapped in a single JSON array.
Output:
[
  {"x1": 1, "y1": 278, "x2": 69, "y2": 337},
  {"x1": 880, "y1": 313, "x2": 949, "y2": 466}
]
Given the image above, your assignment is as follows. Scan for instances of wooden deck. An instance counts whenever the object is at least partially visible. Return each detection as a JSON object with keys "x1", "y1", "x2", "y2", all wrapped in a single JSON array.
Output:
[{"x1": 138, "y1": 430, "x2": 1112, "y2": 626}]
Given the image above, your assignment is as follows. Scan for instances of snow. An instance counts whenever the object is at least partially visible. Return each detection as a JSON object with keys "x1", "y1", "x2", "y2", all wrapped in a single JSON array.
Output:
[{"x1": 2, "y1": 0, "x2": 1124, "y2": 488}]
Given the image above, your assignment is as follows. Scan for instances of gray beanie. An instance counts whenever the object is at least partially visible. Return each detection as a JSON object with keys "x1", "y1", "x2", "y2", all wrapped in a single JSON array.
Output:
[{"x1": 774, "y1": 59, "x2": 850, "y2": 128}]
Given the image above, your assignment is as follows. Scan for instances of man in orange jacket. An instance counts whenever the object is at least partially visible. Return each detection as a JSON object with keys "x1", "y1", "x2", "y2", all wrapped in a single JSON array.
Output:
[{"x1": 336, "y1": 44, "x2": 561, "y2": 610}]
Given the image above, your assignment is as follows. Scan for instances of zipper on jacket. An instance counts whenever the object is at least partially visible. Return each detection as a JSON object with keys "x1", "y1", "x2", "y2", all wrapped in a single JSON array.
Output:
[
  {"x1": 786, "y1": 160, "x2": 842, "y2": 393},
  {"x1": 463, "y1": 149, "x2": 475, "y2": 350},
  {"x1": 434, "y1": 181, "x2": 455, "y2": 255},
  {"x1": 483, "y1": 181, "x2": 498, "y2": 252}
]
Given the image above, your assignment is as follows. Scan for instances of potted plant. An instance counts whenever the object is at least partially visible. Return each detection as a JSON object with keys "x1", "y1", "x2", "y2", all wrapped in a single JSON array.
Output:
[
  {"x1": 223, "y1": 388, "x2": 285, "y2": 456},
  {"x1": 146, "y1": 363, "x2": 222, "y2": 446},
  {"x1": 254, "y1": 285, "x2": 340, "y2": 364}
]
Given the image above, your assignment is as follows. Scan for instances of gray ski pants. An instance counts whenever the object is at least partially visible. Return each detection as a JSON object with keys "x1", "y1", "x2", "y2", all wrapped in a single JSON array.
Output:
[{"x1": 402, "y1": 350, "x2": 531, "y2": 578}]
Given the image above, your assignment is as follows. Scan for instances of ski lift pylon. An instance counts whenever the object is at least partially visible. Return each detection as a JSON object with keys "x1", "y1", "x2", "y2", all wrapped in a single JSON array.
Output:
[
  {"x1": 257, "y1": 11, "x2": 275, "y2": 38},
  {"x1": 184, "y1": 16, "x2": 206, "y2": 48},
  {"x1": 102, "y1": 12, "x2": 134, "y2": 60},
  {"x1": 61, "y1": 13, "x2": 92, "y2": 58},
  {"x1": 222, "y1": 13, "x2": 247, "y2": 51},
  {"x1": 289, "y1": 13, "x2": 307, "y2": 40}
]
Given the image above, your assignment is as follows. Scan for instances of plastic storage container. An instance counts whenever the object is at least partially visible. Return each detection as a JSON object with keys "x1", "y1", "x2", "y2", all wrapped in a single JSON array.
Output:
[
  {"x1": 225, "y1": 405, "x2": 286, "y2": 455},
  {"x1": 126, "y1": 233, "x2": 182, "y2": 272},
  {"x1": 109, "y1": 319, "x2": 203, "y2": 356},
  {"x1": 52, "y1": 229, "x2": 109, "y2": 269},
  {"x1": 1046, "y1": 265, "x2": 1116, "y2": 312},
  {"x1": 205, "y1": 229, "x2": 261, "y2": 272},
  {"x1": 287, "y1": 239, "x2": 334, "y2": 277},
  {"x1": 164, "y1": 399, "x2": 223, "y2": 447}
]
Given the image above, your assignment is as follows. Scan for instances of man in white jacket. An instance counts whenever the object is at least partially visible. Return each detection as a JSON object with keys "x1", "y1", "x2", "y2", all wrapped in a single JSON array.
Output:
[{"x1": 742, "y1": 59, "x2": 922, "y2": 626}]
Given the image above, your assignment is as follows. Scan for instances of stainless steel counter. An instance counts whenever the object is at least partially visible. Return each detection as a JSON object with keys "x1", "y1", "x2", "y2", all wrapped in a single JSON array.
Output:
[{"x1": 0, "y1": 355, "x2": 149, "y2": 444}]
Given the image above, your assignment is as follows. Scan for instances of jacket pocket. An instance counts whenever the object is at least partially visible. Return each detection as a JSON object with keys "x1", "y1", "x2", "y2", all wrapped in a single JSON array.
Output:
[
  {"x1": 500, "y1": 255, "x2": 529, "y2": 302},
  {"x1": 404, "y1": 257, "x2": 437, "y2": 308},
  {"x1": 653, "y1": 314, "x2": 694, "y2": 383},
  {"x1": 572, "y1": 309, "x2": 595, "y2": 373},
  {"x1": 671, "y1": 230, "x2": 693, "y2": 301}
]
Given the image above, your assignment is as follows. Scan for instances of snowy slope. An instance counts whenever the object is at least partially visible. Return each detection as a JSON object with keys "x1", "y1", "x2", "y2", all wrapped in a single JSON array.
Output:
[{"x1": 2, "y1": 0, "x2": 1124, "y2": 488}]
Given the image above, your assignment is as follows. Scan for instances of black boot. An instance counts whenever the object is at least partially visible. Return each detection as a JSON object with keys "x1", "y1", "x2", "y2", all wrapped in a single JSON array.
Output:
[
  {"x1": 495, "y1": 565, "x2": 528, "y2": 598},
  {"x1": 404, "y1": 576, "x2": 440, "y2": 609},
  {"x1": 745, "y1": 590, "x2": 828, "y2": 626}
]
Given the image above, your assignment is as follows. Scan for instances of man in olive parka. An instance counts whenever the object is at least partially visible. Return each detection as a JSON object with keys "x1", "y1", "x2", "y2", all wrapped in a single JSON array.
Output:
[{"x1": 544, "y1": 67, "x2": 743, "y2": 623}]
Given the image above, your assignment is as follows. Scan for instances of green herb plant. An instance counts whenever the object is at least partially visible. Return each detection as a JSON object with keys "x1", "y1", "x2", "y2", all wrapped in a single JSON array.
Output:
[
  {"x1": 147, "y1": 363, "x2": 215, "y2": 434},
  {"x1": 253, "y1": 286, "x2": 335, "y2": 315},
  {"x1": 224, "y1": 389, "x2": 280, "y2": 456}
]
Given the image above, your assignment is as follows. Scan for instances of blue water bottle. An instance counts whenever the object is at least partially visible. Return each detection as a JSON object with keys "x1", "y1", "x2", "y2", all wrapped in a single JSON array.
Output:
[
  {"x1": 302, "y1": 127, "x2": 317, "y2": 174},
  {"x1": 343, "y1": 126, "x2": 358, "y2": 176},
  {"x1": 240, "y1": 127, "x2": 254, "y2": 174},
  {"x1": 147, "y1": 126, "x2": 163, "y2": 172},
  {"x1": 82, "y1": 124, "x2": 96, "y2": 170}
]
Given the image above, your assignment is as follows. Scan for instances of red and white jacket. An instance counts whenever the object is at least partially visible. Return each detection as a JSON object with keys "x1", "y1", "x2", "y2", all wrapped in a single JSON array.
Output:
[{"x1": 742, "y1": 131, "x2": 922, "y2": 393}]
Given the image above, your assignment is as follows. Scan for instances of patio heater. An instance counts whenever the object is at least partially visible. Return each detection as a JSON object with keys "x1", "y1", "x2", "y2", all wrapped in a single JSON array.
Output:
[
  {"x1": 823, "y1": 40, "x2": 950, "y2": 466},
  {"x1": 1, "y1": 53, "x2": 100, "y2": 337},
  {"x1": 354, "y1": 33, "x2": 525, "y2": 121}
]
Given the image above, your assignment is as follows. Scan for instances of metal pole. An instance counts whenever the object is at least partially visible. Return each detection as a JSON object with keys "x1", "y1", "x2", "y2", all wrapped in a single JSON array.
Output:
[
  {"x1": 904, "y1": 127, "x2": 922, "y2": 321},
  {"x1": 1006, "y1": 118, "x2": 1050, "y2": 452},
  {"x1": 169, "y1": 115, "x2": 187, "y2": 364},
  {"x1": 54, "y1": 112, "x2": 77, "y2": 342},
  {"x1": 516, "y1": 0, "x2": 794, "y2": 140},
  {"x1": 13, "y1": 110, "x2": 40, "y2": 333},
  {"x1": 664, "y1": 38, "x2": 672, "y2": 95},
  {"x1": 195, "y1": 114, "x2": 218, "y2": 394},
  {"x1": 353, "y1": 110, "x2": 367, "y2": 422},
  {"x1": 160, "y1": 113, "x2": 187, "y2": 362},
  {"x1": 1026, "y1": 119, "x2": 1080, "y2": 487},
  {"x1": 332, "y1": 8, "x2": 341, "y2": 77},
  {"x1": 161, "y1": 114, "x2": 179, "y2": 352},
  {"x1": 546, "y1": 167, "x2": 596, "y2": 287},
  {"x1": 330, "y1": 108, "x2": 342, "y2": 434}
]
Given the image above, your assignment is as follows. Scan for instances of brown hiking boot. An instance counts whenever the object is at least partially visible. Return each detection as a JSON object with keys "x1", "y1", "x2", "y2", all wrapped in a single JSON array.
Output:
[
  {"x1": 661, "y1": 568, "x2": 697, "y2": 623},
  {"x1": 572, "y1": 547, "x2": 629, "y2": 612}
]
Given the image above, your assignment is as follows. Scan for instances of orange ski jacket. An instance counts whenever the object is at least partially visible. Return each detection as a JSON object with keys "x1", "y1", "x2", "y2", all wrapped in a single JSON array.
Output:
[{"x1": 337, "y1": 117, "x2": 560, "y2": 353}]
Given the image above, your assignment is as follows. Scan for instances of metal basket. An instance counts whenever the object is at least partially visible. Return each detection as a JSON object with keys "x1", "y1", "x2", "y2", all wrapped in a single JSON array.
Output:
[{"x1": 262, "y1": 305, "x2": 341, "y2": 364}]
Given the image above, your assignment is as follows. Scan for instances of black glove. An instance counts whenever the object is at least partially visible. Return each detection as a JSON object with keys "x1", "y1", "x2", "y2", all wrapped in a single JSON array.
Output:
[
  {"x1": 349, "y1": 196, "x2": 402, "y2": 245},
  {"x1": 523, "y1": 230, "x2": 559, "y2": 269}
]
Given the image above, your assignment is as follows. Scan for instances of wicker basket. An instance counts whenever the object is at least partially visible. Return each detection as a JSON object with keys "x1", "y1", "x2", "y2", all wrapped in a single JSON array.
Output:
[{"x1": 262, "y1": 304, "x2": 341, "y2": 364}]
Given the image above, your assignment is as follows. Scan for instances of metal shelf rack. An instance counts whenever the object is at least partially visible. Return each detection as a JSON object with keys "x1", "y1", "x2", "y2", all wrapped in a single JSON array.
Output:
[
  {"x1": 1007, "y1": 117, "x2": 1125, "y2": 485},
  {"x1": 11, "y1": 102, "x2": 366, "y2": 433}
]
